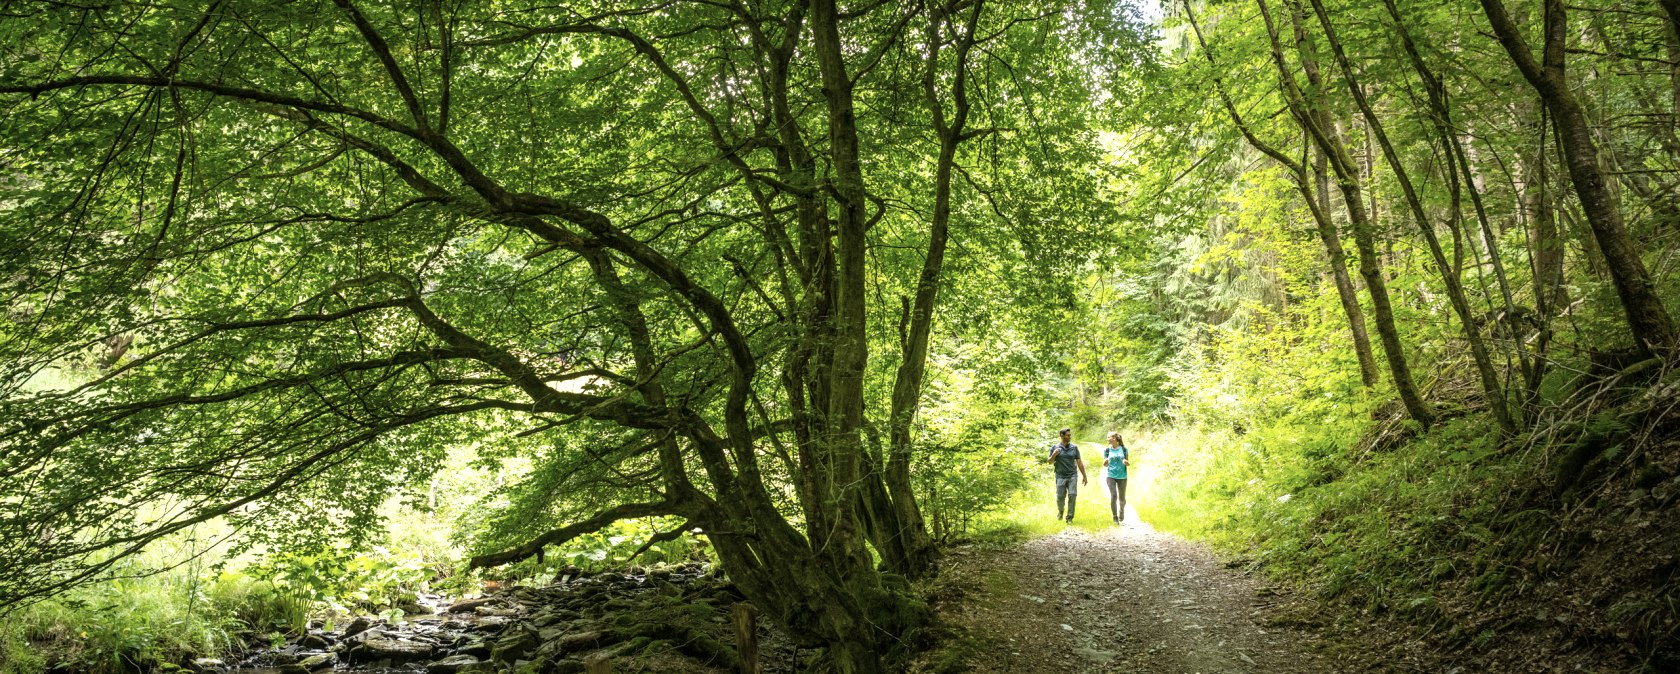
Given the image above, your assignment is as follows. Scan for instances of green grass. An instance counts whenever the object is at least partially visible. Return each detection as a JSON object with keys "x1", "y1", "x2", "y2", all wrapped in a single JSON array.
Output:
[
  {"x1": 1127, "y1": 413, "x2": 1556, "y2": 616},
  {"x1": 1, "y1": 518, "x2": 316, "y2": 674}
]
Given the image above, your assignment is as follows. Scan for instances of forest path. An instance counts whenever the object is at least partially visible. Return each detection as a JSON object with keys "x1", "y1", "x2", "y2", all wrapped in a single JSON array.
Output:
[{"x1": 927, "y1": 517, "x2": 1358, "y2": 674}]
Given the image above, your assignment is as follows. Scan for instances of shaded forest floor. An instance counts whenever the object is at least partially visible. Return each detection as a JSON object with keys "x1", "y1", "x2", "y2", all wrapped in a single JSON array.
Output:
[{"x1": 915, "y1": 519, "x2": 1400, "y2": 674}]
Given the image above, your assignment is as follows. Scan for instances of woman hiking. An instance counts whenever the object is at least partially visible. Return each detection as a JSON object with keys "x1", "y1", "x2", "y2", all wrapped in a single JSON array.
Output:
[{"x1": 1102, "y1": 431, "x2": 1130, "y2": 524}]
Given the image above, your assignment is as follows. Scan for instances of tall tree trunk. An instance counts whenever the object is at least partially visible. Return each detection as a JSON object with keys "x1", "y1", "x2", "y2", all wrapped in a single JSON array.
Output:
[
  {"x1": 1305, "y1": 0, "x2": 1515, "y2": 432},
  {"x1": 1517, "y1": 105, "x2": 1561, "y2": 406},
  {"x1": 1382, "y1": 0, "x2": 1528, "y2": 362},
  {"x1": 808, "y1": 0, "x2": 924, "y2": 669},
  {"x1": 881, "y1": 0, "x2": 987, "y2": 580},
  {"x1": 810, "y1": 0, "x2": 876, "y2": 573},
  {"x1": 1253, "y1": 0, "x2": 1436, "y2": 425},
  {"x1": 1185, "y1": 0, "x2": 1379, "y2": 389},
  {"x1": 1315, "y1": 146, "x2": 1383, "y2": 388},
  {"x1": 1481, "y1": 0, "x2": 1678, "y2": 356},
  {"x1": 1311, "y1": 139, "x2": 1381, "y2": 387}
]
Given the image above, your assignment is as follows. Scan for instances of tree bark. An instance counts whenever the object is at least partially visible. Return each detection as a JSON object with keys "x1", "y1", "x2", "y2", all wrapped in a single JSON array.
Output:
[
  {"x1": 1252, "y1": 0, "x2": 1436, "y2": 425},
  {"x1": 1306, "y1": 0, "x2": 1515, "y2": 433},
  {"x1": 1481, "y1": 0, "x2": 1678, "y2": 355}
]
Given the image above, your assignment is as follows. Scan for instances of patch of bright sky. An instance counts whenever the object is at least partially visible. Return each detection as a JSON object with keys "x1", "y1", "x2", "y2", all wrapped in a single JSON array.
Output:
[{"x1": 1133, "y1": 0, "x2": 1165, "y2": 25}]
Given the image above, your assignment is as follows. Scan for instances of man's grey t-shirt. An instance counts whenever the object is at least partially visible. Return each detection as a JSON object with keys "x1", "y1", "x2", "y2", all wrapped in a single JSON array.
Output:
[{"x1": 1048, "y1": 442, "x2": 1080, "y2": 478}]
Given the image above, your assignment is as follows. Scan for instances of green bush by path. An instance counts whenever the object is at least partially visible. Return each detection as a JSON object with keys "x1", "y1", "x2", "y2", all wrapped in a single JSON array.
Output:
[{"x1": 0, "y1": 565, "x2": 307, "y2": 674}]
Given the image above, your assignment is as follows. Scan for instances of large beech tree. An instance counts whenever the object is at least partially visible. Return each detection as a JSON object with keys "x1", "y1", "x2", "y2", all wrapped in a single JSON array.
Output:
[{"x1": 0, "y1": 0, "x2": 1137, "y2": 669}]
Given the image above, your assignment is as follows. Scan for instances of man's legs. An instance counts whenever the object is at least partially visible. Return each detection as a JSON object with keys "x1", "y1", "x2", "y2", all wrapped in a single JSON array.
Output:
[
  {"x1": 1062, "y1": 477, "x2": 1077, "y2": 522},
  {"x1": 1054, "y1": 476, "x2": 1070, "y2": 521}
]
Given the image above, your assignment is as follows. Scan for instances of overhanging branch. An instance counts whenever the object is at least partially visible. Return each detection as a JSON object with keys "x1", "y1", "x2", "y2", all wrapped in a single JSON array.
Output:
[{"x1": 469, "y1": 500, "x2": 677, "y2": 568}]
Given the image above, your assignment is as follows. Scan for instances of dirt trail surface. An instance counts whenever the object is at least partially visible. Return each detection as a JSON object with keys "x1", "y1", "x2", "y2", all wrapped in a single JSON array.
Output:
[{"x1": 927, "y1": 521, "x2": 1357, "y2": 674}]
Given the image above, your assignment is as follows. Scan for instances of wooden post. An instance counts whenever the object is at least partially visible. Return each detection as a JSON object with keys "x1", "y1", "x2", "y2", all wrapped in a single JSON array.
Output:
[{"x1": 733, "y1": 602, "x2": 760, "y2": 674}]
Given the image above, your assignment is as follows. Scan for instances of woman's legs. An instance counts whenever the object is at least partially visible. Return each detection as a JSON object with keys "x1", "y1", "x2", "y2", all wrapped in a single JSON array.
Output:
[
  {"x1": 1104, "y1": 477, "x2": 1129, "y2": 521},
  {"x1": 1115, "y1": 478, "x2": 1127, "y2": 521},
  {"x1": 1105, "y1": 477, "x2": 1122, "y2": 521}
]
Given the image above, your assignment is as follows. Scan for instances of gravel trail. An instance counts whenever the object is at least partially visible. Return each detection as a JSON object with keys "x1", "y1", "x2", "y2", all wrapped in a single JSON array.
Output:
[{"x1": 929, "y1": 520, "x2": 1358, "y2": 674}]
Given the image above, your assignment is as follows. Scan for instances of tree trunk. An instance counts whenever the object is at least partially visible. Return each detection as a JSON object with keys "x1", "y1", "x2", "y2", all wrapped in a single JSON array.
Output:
[
  {"x1": 881, "y1": 0, "x2": 987, "y2": 580},
  {"x1": 1252, "y1": 0, "x2": 1435, "y2": 425},
  {"x1": 1312, "y1": 149, "x2": 1382, "y2": 388},
  {"x1": 1481, "y1": 0, "x2": 1678, "y2": 356},
  {"x1": 807, "y1": 0, "x2": 928, "y2": 668},
  {"x1": 1185, "y1": 0, "x2": 1379, "y2": 389},
  {"x1": 1306, "y1": 0, "x2": 1515, "y2": 432}
]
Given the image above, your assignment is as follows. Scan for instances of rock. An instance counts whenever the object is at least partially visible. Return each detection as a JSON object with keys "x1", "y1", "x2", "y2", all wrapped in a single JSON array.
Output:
[
  {"x1": 551, "y1": 660, "x2": 586, "y2": 674},
  {"x1": 191, "y1": 659, "x2": 225, "y2": 671},
  {"x1": 491, "y1": 629, "x2": 539, "y2": 663},
  {"x1": 447, "y1": 597, "x2": 499, "y2": 614},
  {"x1": 426, "y1": 654, "x2": 481, "y2": 674},
  {"x1": 472, "y1": 615, "x2": 514, "y2": 632},
  {"x1": 397, "y1": 600, "x2": 432, "y2": 616},
  {"x1": 531, "y1": 608, "x2": 581, "y2": 627},
  {"x1": 298, "y1": 634, "x2": 331, "y2": 650},
  {"x1": 296, "y1": 652, "x2": 337, "y2": 671},
  {"x1": 554, "y1": 630, "x2": 603, "y2": 653},
  {"x1": 475, "y1": 605, "x2": 521, "y2": 617},
  {"x1": 342, "y1": 617, "x2": 374, "y2": 638},
  {"x1": 456, "y1": 639, "x2": 492, "y2": 659},
  {"x1": 349, "y1": 638, "x2": 434, "y2": 664},
  {"x1": 601, "y1": 597, "x2": 637, "y2": 612}
]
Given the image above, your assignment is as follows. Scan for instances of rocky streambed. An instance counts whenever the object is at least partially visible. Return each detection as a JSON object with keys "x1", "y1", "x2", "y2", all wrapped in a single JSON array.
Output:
[{"x1": 215, "y1": 562, "x2": 798, "y2": 674}]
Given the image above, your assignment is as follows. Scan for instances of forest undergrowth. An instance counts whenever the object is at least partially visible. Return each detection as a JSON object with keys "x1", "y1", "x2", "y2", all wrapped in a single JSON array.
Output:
[
  {"x1": 1130, "y1": 363, "x2": 1680, "y2": 672},
  {"x1": 0, "y1": 456, "x2": 701, "y2": 674}
]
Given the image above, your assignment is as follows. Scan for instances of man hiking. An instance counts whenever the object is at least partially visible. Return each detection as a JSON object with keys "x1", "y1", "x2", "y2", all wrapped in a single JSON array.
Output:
[{"x1": 1047, "y1": 428, "x2": 1087, "y2": 523}]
